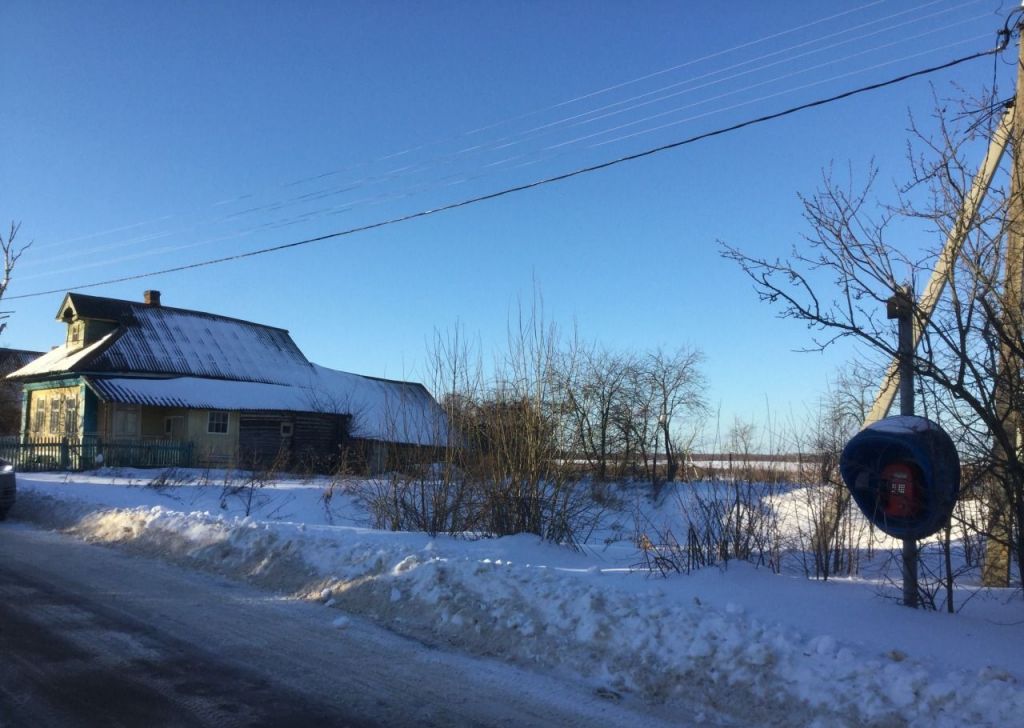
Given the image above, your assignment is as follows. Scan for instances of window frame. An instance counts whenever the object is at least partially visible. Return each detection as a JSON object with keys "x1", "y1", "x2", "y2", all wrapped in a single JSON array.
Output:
[
  {"x1": 63, "y1": 397, "x2": 78, "y2": 436},
  {"x1": 48, "y1": 399, "x2": 61, "y2": 435},
  {"x1": 207, "y1": 411, "x2": 229, "y2": 435},
  {"x1": 32, "y1": 403, "x2": 45, "y2": 434},
  {"x1": 164, "y1": 415, "x2": 185, "y2": 437}
]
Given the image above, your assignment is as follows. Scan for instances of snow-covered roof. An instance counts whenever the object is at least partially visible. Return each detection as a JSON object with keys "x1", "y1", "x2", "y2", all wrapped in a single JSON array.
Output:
[
  {"x1": 96, "y1": 305, "x2": 311, "y2": 384},
  {"x1": 85, "y1": 367, "x2": 447, "y2": 446},
  {"x1": 9, "y1": 292, "x2": 447, "y2": 446},
  {"x1": 86, "y1": 376, "x2": 302, "y2": 411},
  {"x1": 308, "y1": 365, "x2": 447, "y2": 446},
  {"x1": 9, "y1": 335, "x2": 116, "y2": 379},
  {"x1": 10, "y1": 294, "x2": 311, "y2": 384}
]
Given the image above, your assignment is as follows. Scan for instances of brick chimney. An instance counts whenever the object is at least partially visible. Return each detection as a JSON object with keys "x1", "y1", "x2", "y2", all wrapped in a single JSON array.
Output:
[{"x1": 144, "y1": 290, "x2": 161, "y2": 307}]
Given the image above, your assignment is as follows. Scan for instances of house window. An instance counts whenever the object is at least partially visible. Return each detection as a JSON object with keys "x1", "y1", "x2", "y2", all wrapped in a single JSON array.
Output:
[
  {"x1": 207, "y1": 411, "x2": 229, "y2": 434},
  {"x1": 112, "y1": 406, "x2": 139, "y2": 438},
  {"x1": 32, "y1": 403, "x2": 45, "y2": 434},
  {"x1": 280, "y1": 422, "x2": 293, "y2": 437},
  {"x1": 48, "y1": 399, "x2": 61, "y2": 435},
  {"x1": 164, "y1": 416, "x2": 185, "y2": 439},
  {"x1": 63, "y1": 397, "x2": 78, "y2": 437}
]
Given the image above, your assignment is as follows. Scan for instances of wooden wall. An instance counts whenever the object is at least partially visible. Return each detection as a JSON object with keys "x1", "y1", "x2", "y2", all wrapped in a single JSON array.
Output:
[{"x1": 238, "y1": 411, "x2": 351, "y2": 471}]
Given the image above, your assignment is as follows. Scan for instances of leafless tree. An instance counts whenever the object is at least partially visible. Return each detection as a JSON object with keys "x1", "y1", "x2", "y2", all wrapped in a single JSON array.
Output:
[
  {"x1": 0, "y1": 221, "x2": 31, "y2": 337},
  {"x1": 721, "y1": 94, "x2": 1024, "y2": 588},
  {"x1": 554, "y1": 344, "x2": 634, "y2": 481},
  {"x1": 646, "y1": 346, "x2": 708, "y2": 484}
]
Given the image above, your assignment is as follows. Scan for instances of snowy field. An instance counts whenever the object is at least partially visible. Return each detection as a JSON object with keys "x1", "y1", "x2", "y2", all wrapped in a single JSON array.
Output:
[{"x1": 7, "y1": 469, "x2": 1023, "y2": 727}]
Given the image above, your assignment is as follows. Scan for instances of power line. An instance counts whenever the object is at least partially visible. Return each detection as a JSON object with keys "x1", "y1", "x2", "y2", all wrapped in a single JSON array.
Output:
[
  {"x1": 23, "y1": 31, "x2": 997, "y2": 289},
  {"x1": 23, "y1": 21, "x2": 989, "y2": 282},
  {"x1": 29, "y1": 0, "x2": 943, "y2": 257},
  {"x1": 8, "y1": 38, "x2": 1008, "y2": 302},
  {"x1": 588, "y1": 33, "x2": 992, "y2": 148},
  {"x1": 458, "y1": 0, "x2": 984, "y2": 151}
]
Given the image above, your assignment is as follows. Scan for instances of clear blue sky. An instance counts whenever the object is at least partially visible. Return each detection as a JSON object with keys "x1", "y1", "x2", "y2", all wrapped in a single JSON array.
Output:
[{"x1": 2, "y1": 1, "x2": 1017, "y2": 445}]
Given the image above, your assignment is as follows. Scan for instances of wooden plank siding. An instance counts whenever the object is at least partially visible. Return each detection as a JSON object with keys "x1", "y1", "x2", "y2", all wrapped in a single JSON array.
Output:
[{"x1": 239, "y1": 412, "x2": 351, "y2": 471}]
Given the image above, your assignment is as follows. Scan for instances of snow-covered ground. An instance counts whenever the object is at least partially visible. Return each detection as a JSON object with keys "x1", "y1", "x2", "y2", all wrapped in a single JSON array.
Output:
[{"x1": 7, "y1": 469, "x2": 1023, "y2": 727}]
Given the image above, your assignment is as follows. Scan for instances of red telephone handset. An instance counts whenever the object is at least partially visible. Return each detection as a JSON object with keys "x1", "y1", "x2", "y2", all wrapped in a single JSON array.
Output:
[{"x1": 880, "y1": 462, "x2": 921, "y2": 518}]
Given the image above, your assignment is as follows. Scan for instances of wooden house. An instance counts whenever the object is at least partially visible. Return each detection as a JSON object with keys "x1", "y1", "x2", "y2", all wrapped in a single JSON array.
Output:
[
  {"x1": 0, "y1": 348, "x2": 44, "y2": 436},
  {"x1": 7, "y1": 291, "x2": 446, "y2": 471}
]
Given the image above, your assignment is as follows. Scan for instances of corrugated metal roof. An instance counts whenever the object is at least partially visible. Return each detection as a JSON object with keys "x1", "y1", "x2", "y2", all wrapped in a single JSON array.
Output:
[
  {"x1": 86, "y1": 372, "x2": 448, "y2": 446},
  {"x1": 0, "y1": 348, "x2": 44, "y2": 372},
  {"x1": 89, "y1": 306, "x2": 311, "y2": 384},
  {"x1": 86, "y1": 376, "x2": 303, "y2": 411},
  {"x1": 12, "y1": 296, "x2": 311, "y2": 384},
  {"x1": 7, "y1": 334, "x2": 115, "y2": 380},
  {"x1": 8, "y1": 292, "x2": 448, "y2": 445},
  {"x1": 60, "y1": 293, "x2": 134, "y2": 323}
]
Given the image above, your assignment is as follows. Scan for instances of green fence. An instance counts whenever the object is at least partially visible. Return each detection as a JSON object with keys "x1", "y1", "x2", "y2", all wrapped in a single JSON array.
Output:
[{"x1": 0, "y1": 437, "x2": 195, "y2": 472}]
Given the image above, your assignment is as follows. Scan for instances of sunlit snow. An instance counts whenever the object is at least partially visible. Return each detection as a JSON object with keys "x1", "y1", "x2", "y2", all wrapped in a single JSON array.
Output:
[{"x1": 9, "y1": 471, "x2": 1023, "y2": 727}]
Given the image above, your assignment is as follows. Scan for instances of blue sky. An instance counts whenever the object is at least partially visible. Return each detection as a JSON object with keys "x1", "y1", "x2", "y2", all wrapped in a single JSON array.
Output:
[{"x1": 2, "y1": 1, "x2": 1017, "y2": 444}]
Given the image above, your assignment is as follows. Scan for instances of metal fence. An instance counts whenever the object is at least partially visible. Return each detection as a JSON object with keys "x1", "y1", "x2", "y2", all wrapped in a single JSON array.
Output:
[{"x1": 0, "y1": 436, "x2": 195, "y2": 472}]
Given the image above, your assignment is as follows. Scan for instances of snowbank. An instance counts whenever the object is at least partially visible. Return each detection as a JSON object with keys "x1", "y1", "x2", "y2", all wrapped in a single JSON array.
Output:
[{"x1": 8, "y1": 472, "x2": 1024, "y2": 727}]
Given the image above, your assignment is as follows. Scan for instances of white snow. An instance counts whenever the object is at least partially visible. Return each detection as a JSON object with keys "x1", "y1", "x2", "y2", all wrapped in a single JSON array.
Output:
[
  {"x1": 88, "y1": 368, "x2": 447, "y2": 446},
  {"x1": 8, "y1": 470, "x2": 1023, "y2": 727},
  {"x1": 8, "y1": 333, "x2": 115, "y2": 378},
  {"x1": 865, "y1": 415, "x2": 939, "y2": 434},
  {"x1": 7, "y1": 298, "x2": 448, "y2": 446}
]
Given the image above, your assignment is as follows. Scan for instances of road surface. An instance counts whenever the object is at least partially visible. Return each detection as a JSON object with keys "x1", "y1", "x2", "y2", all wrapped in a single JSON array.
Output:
[{"x1": 0, "y1": 524, "x2": 691, "y2": 727}]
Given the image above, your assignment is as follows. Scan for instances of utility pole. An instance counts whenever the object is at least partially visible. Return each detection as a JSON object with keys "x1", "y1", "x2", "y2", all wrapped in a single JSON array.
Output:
[
  {"x1": 984, "y1": 17, "x2": 1024, "y2": 587},
  {"x1": 888, "y1": 288, "x2": 918, "y2": 608},
  {"x1": 865, "y1": 110, "x2": 1014, "y2": 427}
]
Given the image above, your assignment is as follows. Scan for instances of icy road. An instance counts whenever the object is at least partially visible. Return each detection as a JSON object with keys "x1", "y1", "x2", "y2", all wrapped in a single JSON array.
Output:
[{"x1": 0, "y1": 525, "x2": 690, "y2": 727}]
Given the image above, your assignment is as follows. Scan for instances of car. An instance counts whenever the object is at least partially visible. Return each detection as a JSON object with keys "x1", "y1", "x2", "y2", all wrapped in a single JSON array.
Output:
[{"x1": 0, "y1": 458, "x2": 15, "y2": 520}]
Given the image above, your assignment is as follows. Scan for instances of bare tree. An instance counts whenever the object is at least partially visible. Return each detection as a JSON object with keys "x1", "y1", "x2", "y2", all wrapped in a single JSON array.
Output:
[
  {"x1": 645, "y1": 346, "x2": 707, "y2": 484},
  {"x1": 0, "y1": 221, "x2": 31, "y2": 336},
  {"x1": 554, "y1": 344, "x2": 634, "y2": 481},
  {"x1": 721, "y1": 95, "x2": 1024, "y2": 588}
]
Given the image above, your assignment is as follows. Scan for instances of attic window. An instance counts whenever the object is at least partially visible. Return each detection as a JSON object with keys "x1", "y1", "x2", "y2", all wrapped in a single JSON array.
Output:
[
  {"x1": 207, "y1": 411, "x2": 228, "y2": 435},
  {"x1": 280, "y1": 422, "x2": 294, "y2": 437}
]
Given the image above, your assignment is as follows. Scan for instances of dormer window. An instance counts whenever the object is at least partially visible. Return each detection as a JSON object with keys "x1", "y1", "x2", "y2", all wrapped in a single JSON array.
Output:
[{"x1": 68, "y1": 321, "x2": 85, "y2": 347}]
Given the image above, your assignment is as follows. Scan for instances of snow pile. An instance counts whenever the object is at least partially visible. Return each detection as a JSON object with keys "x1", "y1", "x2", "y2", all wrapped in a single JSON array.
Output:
[{"x1": 9, "y1": 472, "x2": 1024, "y2": 727}]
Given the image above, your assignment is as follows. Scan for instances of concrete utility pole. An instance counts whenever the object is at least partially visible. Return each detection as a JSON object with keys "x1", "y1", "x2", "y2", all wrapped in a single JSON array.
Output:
[
  {"x1": 983, "y1": 17, "x2": 1024, "y2": 587},
  {"x1": 888, "y1": 288, "x2": 918, "y2": 608},
  {"x1": 865, "y1": 108, "x2": 1014, "y2": 427}
]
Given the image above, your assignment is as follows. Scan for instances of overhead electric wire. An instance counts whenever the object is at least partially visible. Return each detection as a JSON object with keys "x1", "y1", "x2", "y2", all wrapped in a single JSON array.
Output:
[
  {"x1": 18, "y1": 15, "x2": 1003, "y2": 282},
  {"x1": 24, "y1": 9, "x2": 993, "y2": 275},
  {"x1": 8, "y1": 33, "x2": 1009, "y2": 302},
  {"x1": 459, "y1": 0, "x2": 892, "y2": 135},
  {"x1": 454, "y1": 0, "x2": 985, "y2": 153},
  {"x1": 31, "y1": 0, "x2": 941, "y2": 255},
  {"x1": 21, "y1": 29, "x2": 988, "y2": 284},
  {"x1": 581, "y1": 31, "x2": 993, "y2": 148}
]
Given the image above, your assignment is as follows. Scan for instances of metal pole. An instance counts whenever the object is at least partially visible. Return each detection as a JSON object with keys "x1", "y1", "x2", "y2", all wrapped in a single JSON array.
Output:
[{"x1": 889, "y1": 288, "x2": 918, "y2": 608}]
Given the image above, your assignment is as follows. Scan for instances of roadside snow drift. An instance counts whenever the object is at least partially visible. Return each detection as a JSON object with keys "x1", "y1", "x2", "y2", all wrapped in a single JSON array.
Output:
[{"x1": 9, "y1": 472, "x2": 1024, "y2": 728}]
